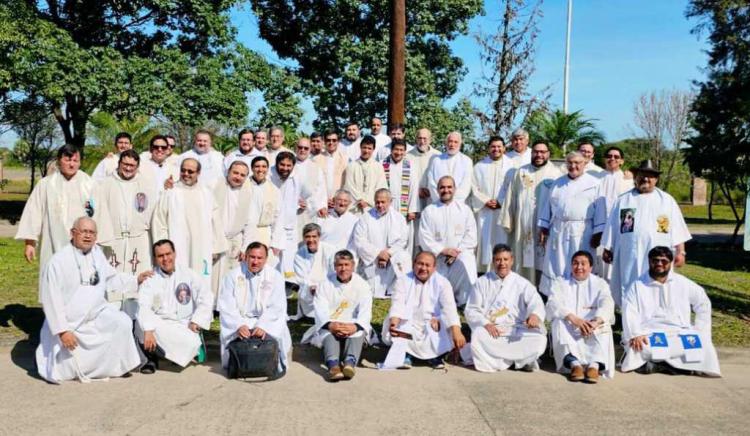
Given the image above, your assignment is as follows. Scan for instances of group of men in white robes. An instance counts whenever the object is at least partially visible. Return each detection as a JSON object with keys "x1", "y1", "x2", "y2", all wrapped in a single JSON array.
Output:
[{"x1": 21, "y1": 120, "x2": 721, "y2": 383}]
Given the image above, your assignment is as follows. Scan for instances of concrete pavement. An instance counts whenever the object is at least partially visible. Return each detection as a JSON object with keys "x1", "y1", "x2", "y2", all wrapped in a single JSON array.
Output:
[{"x1": 1, "y1": 340, "x2": 749, "y2": 435}]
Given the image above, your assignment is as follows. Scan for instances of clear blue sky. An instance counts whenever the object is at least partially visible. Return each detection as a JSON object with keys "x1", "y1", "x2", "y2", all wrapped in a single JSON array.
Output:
[
  {"x1": 0, "y1": 0, "x2": 709, "y2": 148},
  {"x1": 233, "y1": 0, "x2": 708, "y2": 142}
]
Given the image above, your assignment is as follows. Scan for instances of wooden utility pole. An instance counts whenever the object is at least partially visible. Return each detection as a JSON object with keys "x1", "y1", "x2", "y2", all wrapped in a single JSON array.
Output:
[{"x1": 388, "y1": 0, "x2": 406, "y2": 126}]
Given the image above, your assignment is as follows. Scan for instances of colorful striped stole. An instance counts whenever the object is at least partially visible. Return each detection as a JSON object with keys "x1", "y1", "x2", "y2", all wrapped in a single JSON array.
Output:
[{"x1": 382, "y1": 157, "x2": 411, "y2": 216}]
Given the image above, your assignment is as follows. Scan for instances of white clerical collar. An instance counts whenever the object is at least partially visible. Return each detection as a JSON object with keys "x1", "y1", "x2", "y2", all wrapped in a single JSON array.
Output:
[
  {"x1": 573, "y1": 276, "x2": 589, "y2": 285},
  {"x1": 157, "y1": 267, "x2": 175, "y2": 277}
]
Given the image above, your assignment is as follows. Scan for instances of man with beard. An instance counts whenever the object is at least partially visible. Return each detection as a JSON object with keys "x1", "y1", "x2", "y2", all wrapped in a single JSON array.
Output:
[
  {"x1": 269, "y1": 151, "x2": 304, "y2": 280},
  {"x1": 178, "y1": 130, "x2": 224, "y2": 189},
  {"x1": 369, "y1": 116, "x2": 391, "y2": 154},
  {"x1": 500, "y1": 141, "x2": 563, "y2": 283},
  {"x1": 223, "y1": 129, "x2": 261, "y2": 174},
  {"x1": 621, "y1": 246, "x2": 720, "y2": 377},
  {"x1": 425, "y1": 132, "x2": 474, "y2": 204},
  {"x1": 340, "y1": 121, "x2": 362, "y2": 162}
]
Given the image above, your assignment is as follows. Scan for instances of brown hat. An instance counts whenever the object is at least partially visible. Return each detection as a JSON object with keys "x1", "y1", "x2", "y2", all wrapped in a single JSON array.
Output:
[{"x1": 632, "y1": 159, "x2": 661, "y2": 176}]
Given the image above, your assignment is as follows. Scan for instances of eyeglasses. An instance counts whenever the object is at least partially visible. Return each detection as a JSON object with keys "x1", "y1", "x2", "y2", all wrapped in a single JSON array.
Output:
[
  {"x1": 605, "y1": 154, "x2": 621, "y2": 159},
  {"x1": 649, "y1": 257, "x2": 671, "y2": 264},
  {"x1": 151, "y1": 145, "x2": 169, "y2": 151},
  {"x1": 325, "y1": 138, "x2": 338, "y2": 143},
  {"x1": 180, "y1": 168, "x2": 197, "y2": 174}
]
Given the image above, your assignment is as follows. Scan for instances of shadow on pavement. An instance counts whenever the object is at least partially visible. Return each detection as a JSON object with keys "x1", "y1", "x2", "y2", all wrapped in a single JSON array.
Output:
[
  {"x1": 0, "y1": 304, "x2": 43, "y2": 343},
  {"x1": 10, "y1": 339, "x2": 43, "y2": 380}
]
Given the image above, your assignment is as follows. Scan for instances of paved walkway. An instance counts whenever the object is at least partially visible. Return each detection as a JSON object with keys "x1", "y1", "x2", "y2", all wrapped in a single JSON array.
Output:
[{"x1": 1, "y1": 341, "x2": 748, "y2": 435}]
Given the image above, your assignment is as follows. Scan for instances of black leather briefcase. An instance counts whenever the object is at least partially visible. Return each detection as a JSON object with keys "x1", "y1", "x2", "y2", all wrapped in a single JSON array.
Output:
[{"x1": 227, "y1": 336, "x2": 283, "y2": 380}]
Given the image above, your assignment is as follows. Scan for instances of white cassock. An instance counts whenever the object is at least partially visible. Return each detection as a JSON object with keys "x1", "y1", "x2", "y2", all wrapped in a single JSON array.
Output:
[
  {"x1": 426, "y1": 152, "x2": 474, "y2": 204},
  {"x1": 179, "y1": 148, "x2": 225, "y2": 189},
  {"x1": 303, "y1": 272, "x2": 373, "y2": 347},
  {"x1": 462, "y1": 271, "x2": 547, "y2": 372},
  {"x1": 36, "y1": 244, "x2": 142, "y2": 383},
  {"x1": 291, "y1": 242, "x2": 337, "y2": 319},
  {"x1": 212, "y1": 179, "x2": 254, "y2": 297},
  {"x1": 313, "y1": 149, "x2": 348, "y2": 200},
  {"x1": 15, "y1": 171, "x2": 93, "y2": 269},
  {"x1": 294, "y1": 158, "x2": 328, "y2": 234},
  {"x1": 340, "y1": 137, "x2": 362, "y2": 162},
  {"x1": 375, "y1": 141, "x2": 415, "y2": 161},
  {"x1": 246, "y1": 178, "x2": 281, "y2": 251},
  {"x1": 382, "y1": 156, "x2": 420, "y2": 254},
  {"x1": 506, "y1": 148, "x2": 531, "y2": 167},
  {"x1": 501, "y1": 163, "x2": 563, "y2": 282},
  {"x1": 318, "y1": 210, "x2": 358, "y2": 251},
  {"x1": 266, "y1": 146, "x2": 293, "y2": 165},
  {"x1": 418, "y1": 200, "x2": 478, "y2": 306},
  {"x1": 592, "y1": 169, "x2": 633, "y2": 279},
  {"x1": 538, "y1": 173, "x2": 600, "y2": 288},
  {"x1": 584, "y1": 162, "x2": 606, "y2": 178},
  {"x1": 223, "y1": 149, "x2": 262, "y2": 175},
  {"x1": 406, "y1": 146, "x2": 440, "y2": 211},
  {"x1": 381, "y1": 272, "x2": 460, "y2": 361},
  {"x1": 621, "y1": 272, "x2": 720, "y2": 376},
  {"x1": 270, "y1": 168, "x2": 304, "y2": 280},
  {"x1": 139, "y1": 153, "x2": 180, "y2": 196},
  {"x1": 546, "y1": 274, "x2": 616, "y2": 379},
  {"x1": 471, "y1": 156, "x2": 514, "y2": 271},
  {"x1": 601, "y1": 188, "x2": 691, "y2": 306},
  {"x1": 151, "y1": 182, "x2": 227, "y2": 292},
  {"x1": 92, "y1": 154, "x2": 119, "y2": 181},
  {"x1": 343, "y1": 158, "x2": 388, "y2": 214},
  {"x1": 372, "y1": 133, "x2": 392, "y2": 156},
  {"x1": 217, "y1": 264, "x2": 292, "y2": 371},
  {"x1": 92, "y1": 172, "x2": 156, "y2": 316},
  {"x1": 352, "y1": 207, "x2": 412, "y2": 298},
  {"x1": 136, "y1": 267, "x2": 214, "y2": 367}
]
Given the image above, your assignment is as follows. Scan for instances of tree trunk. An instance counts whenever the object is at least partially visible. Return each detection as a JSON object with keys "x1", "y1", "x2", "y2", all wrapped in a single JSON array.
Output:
[
  {"x1": 708, "y1": 180, "x2": 715, "y2": 222},
  {"x1": 28, "y1": 144, "x2": 37, "y2": 194},
  {"x1": 718, "y1": 181, "x2": 741, "y2": 245}
]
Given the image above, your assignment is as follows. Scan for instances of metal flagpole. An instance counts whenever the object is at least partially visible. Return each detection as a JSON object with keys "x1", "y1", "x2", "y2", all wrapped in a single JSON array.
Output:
[{"x1": 563, "y1": 0, "x2": 572, "y2": 115}]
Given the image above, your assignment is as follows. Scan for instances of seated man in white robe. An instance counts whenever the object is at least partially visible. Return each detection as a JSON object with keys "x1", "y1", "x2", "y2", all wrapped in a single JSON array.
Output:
[
  {"x1": 319, "y1": 189, "x2": 358, "y2": 251},
  {"x1": 308, "y1": 250, "x2": 373, "y2": 382},
  {"x1": 462, "y1": 244, "x2": 547, "y2": 373},
  {"x1": 36, "y1": 217, "x2": 146, "y2": 383},
  {"x1": 292, "y1": 223, "x2": 337, "y2": 319},
  {"x1": 418, "y1": 176, "x2": 478, "y2": 306},
  {"x1": 546, "y1": 250, "x2": 615, "y2": 383},
  {"x1": 217, "y1": 242, "x2": 292, "y2": 375},
  {"x1": 352, "y1": 188, "x2": 411, "y2": 299},
  {"x1": 621, "y1": 246, "x2": 721, "y2": 377},
  {"x1": 137, "y1": 239, "x2": 214, "y2": 373},
  {"x1": 382, "y1": 252, "x2": 466, "y2": 369},
  {"x1": 92, "y1": 132, "x2": 133, "y2": 181}
]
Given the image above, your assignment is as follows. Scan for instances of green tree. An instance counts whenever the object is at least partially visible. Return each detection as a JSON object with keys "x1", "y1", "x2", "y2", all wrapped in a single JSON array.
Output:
[
  {"x1": 685, "y1": 0, "x2": 750, "y2": 242},
  {"x1": 87, "y1": 113, "x2": 160, "y2": 152},
  {"x1": 1, "y1": 97, "x2": 59, "y2": 191},
  {"x1": 249, "y1": 0, "x2": 483, "y2": 129},
  {"x1": 525, "y1": 109, "x2": 605, "y2": 157},
  {"x1": 0, "y1": 1, "x2": 301, "y2": 149}
]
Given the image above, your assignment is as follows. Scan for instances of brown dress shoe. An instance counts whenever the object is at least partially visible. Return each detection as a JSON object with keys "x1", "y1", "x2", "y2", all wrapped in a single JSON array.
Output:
[
  {"x1": 328, "y1": 365, "x2": 345, "y2": 381},
  {"x1": 585, "y1": 366, "x2": 600, "y2": 384},
  {"x1": 569, "y1": 365, "x2": 584, "y2": 382},
  {"x1": 342, "y1": 363, "x2": 356, "y2": 380}
]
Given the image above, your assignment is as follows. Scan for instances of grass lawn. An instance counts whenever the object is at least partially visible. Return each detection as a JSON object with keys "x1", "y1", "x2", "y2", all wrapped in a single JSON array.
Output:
[
  {"x1": 680, "y1": 204, "x2": 745, "y2": 225},
  {"x1": 2, "y1": 237, "x2": 748, "y2": 348}
]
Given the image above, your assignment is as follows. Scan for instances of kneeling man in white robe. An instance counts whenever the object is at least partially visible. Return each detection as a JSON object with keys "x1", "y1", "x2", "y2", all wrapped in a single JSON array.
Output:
[
  {"x1": 418, "y1": 176, "x2": 478, "y2": 306},
  {"x1": 292, "y1": 223, "x2": 337, "y2": 319},
  {"x1": 217, "y1": 242, "x2": 292, "y2": 374},
  {"x1": 36, "y1": 217, "x2": 145, "y2": 383},
  {"x1": 546, "y1": 250, "x2": 615, "y2": 383},
  {"x1": 136, "y1": 239, "x2": 214, "y2": 373},
  {"x1": 352, "y1": 188, "x2": 411, "y2": 298},
  {"x1": 382, "y1": 252, "x2": 466, "y2": 369},
  {"x1": 462, "y1": 244, "x2": 547, "y2": 372},
  {"x1": 622, "y1": 246, "x2": 720, "y2": 377},
  {"x1": 308, "y1": 250, "x2": 373, "y2": 382}
]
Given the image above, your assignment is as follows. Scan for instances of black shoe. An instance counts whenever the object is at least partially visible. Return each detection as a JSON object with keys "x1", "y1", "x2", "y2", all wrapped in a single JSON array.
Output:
[
  {"x1": 140, "y1": 360, "x2": 157, "y2": 374},
  {"x1": 636, "y1": 361, "x2": 656, "y2": 374}
]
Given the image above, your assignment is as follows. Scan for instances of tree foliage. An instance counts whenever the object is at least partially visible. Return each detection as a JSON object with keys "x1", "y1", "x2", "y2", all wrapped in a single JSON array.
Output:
[
  {"x1": 0, "y1": 1, "x2": 301, "y2": 148},
  {"x1": 684, "y1": 0, "x2": 750, "y2": 240},
  {"x1": 525, "y1": 109, "x2": 605, "y2": 157},
  {"x1": 473, "y1": 0, "x2": 550, "y2": 138},
  {"x1": 250, "y1": 0, "x2": 483, "y2": 129}
]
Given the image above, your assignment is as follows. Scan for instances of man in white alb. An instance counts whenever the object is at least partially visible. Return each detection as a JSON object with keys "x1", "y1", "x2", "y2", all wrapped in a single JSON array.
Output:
[
  {"x1": 382, "y1": 139, "x2": 419, "y2": 254},
  {"x1": 578, "y1": 141, "x2": 605, "y2": 178},
  {"x1": 313, "y1": 129, "x2": 349, "y2": 207},
  {"x1": 139, "y1": 135, "x2": 179, "y2": 195},
  {"x1": 425, "y1": 132, "x2": 473, "y2": 203},
  {"x1": 292, "y1": 223, "x2": 337, "y2": 319},
  {"x1": 418, "y1": 176, "x2": 478, "y2": 306},
  {"x1": 223, "y1": 128, "x2": 261, "y2": 174},
  {"x1": 506, "y1": 128, "x2": 531, "y2": 167},
  {"x1": 340, "y1": 121, "x2": 362, "y2": 162},
  {"x1": 318, "y1": 189, "x2": 358, "y2": 251},
  {"x1": 267, "y1": 126, "x2": 293, "y2": 163},
  {"x1": 178, "y1": 129, "x2": 225, "y2": 189},
  {"x1": 369, "y1": 116, "x2": 391, "y2": 155},
  {"x1": 92, "y1": 132, "x2": 133, "y2": 181},
  {"x1": 343, "y1": 135, "x2": 387, "y2": 214}
]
